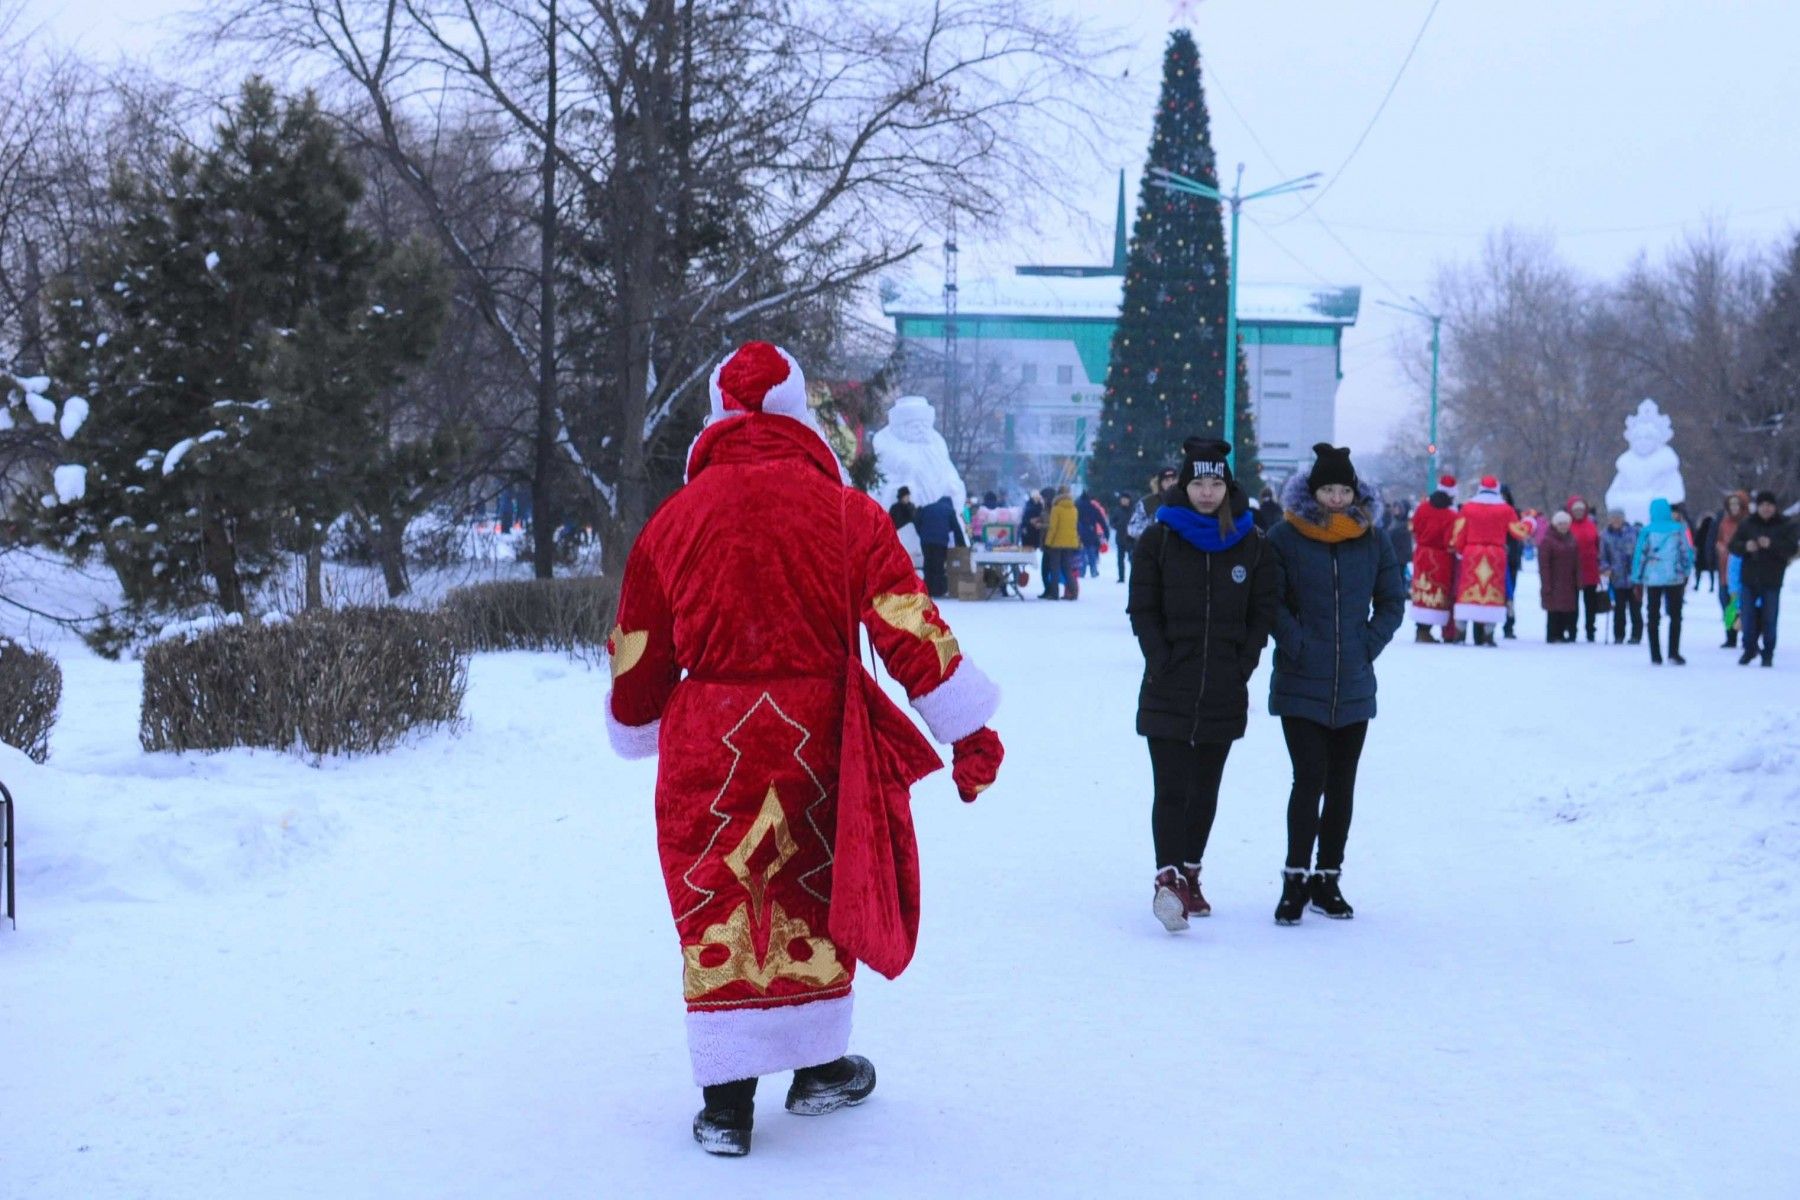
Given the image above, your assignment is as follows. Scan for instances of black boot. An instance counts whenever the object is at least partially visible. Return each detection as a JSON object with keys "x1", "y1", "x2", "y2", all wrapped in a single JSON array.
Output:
[
  {"x1": 1275, "y1": 868, "x2": 1308, "y2": 925},
  {"x1": 1668, "y1": 624, "x2": 1684, "y2": 665},
  {"x1": 694, "y1": 1078, "x2": 757, "y2": 1157},
  {"x1": 1648, "y1": 626, "x2": 1663, "y2": 665},
  {"x1": 1723, "y1": 630, "x2": 1738, "y2": 649},
  {"x1": 1502, "y1": 616, "x2": 1516, "y2": 640},
  {"x1": 786, "y1": 1055, "x2": 876, "y2": 1115},
  {"x1": 1308, "y1": 870, "x2": 1355, "y2": 919}
]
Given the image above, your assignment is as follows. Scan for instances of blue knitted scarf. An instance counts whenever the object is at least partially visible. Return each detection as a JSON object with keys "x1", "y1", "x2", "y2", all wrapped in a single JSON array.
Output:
[{"x1": 1157, "y1": 504, "x2": 1255, "y2": 552}]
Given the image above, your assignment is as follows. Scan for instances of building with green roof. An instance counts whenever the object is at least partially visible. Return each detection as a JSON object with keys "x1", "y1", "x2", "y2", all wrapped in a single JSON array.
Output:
[{"x1": 880, "y1": 183, "x2": 1360, "y2": 492}]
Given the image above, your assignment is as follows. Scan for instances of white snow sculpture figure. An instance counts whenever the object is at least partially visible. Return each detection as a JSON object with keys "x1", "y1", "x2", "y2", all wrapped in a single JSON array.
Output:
[
  {"x1": 1604, "y1": 398, "x2": 1686, "y2": 525},
  {"x1": 870, "y1": 395, "x2": 967, "y2": 511}
]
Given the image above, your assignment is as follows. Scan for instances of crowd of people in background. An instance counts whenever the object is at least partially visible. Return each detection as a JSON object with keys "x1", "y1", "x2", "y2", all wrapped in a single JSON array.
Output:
[
  {"x1": 1394, "y1": 473, "x2": 1794, "y2": 668},
  {"x1": 894, "y1": 460, "x2": 1794, "y2": 673}
]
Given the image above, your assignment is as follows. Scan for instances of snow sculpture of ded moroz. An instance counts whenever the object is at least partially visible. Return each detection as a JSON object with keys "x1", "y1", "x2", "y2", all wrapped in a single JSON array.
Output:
[
  {"x1": 871, "y1": 396, "x2": 967, "y2": 513},
  {"x1": 1604, "y1": 398, "x2": 1686, "y2": 526},
  {"x1": 870, "y1": 395, "x2": 969, "y2": 563}
]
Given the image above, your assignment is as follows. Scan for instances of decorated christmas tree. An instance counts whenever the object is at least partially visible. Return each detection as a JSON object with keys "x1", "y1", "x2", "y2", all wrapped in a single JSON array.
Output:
[{"x1": 1094, "y1": 31, "x2": 1261, "y2": 498}]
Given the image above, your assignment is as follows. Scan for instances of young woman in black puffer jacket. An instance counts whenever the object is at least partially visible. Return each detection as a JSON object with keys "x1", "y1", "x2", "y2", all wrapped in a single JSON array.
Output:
[
  {"x1": 1265, "y1": 444, "x2": 1406, "y2": 926},
  {"x1": 1128, "y1": 437, "x2": 1279, "y2": 932}
]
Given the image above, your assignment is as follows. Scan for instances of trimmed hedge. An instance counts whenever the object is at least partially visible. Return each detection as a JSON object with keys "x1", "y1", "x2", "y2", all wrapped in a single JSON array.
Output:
[
  {"x1": 0, "y1": 638, "x2": 61, "y2": 763},
  {"x1": 140, "y1": 608, "x2": 467, "y2": 755},
  {"x1": 443, "y1": 576, "x2": 618, "y2": 658}
]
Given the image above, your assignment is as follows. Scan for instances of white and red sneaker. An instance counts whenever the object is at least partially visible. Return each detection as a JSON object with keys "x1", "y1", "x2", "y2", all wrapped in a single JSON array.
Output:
[{"x1": 1153, "y1": 867, "x2": 1190, "y2": 932}]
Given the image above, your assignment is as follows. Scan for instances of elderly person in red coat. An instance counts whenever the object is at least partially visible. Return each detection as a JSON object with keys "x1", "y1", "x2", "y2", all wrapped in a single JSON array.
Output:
[
  {"x1": 1539, "y1": 510, "x2": 1582, "y2": 643},
  {"x1": 606, "y1": 342, "x2": 1004, "y2": 1157},
  {"x1": 1566, "y1": 494, "x2": 1604, "y2": 641}
]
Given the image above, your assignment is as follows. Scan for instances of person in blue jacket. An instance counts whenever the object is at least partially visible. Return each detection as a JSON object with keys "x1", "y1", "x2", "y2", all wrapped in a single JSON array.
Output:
[
  {"x1": 1265, "y1": 444, "x2": 1406, "y2": 925},
  {"x1": 1630, "y1": 497, "x2": 1694, "y2": 666},
  {"x1": 913, "y1": 495, "x2": 966, "y2": 599}
]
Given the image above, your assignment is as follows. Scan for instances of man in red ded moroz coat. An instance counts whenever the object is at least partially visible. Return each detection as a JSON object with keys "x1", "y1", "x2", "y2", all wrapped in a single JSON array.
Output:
[
  {"x1": 1409, "y1": 473, "x2": 1459, "y2": 642},
  {"x1": 605, "y1": 342, "x2": 1004, "y2": 1157},
  {"x1": 1450, "y1": 476, "x2": 1528, "y2": 646}
]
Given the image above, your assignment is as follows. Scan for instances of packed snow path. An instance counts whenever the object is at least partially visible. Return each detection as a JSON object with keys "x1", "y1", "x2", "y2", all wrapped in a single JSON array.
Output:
[{"x1": 5, "y1": 571, "x2": 1798, "y2": 1198}]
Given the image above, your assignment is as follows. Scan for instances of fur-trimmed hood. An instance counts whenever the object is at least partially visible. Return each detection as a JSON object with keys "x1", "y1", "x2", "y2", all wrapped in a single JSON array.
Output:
[{"x1": 1280, "y1": 471, "x2": 1385, "y2": 532}]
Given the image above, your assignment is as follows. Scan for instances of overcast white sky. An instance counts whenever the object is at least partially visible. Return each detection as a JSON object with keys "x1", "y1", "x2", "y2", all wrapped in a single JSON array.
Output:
[{"x1": 29, "y1": 0, "x2": 1800, "y2": 452}]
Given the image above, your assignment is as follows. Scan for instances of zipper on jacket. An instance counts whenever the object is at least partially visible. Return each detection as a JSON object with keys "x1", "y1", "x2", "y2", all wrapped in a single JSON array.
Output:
[
  {"x1": 1190, "y1": 551, "x2": 1213, "y2": 745},
  {"x1": 1330, "y1": 544, "x2": 1341, "y2": 726}
]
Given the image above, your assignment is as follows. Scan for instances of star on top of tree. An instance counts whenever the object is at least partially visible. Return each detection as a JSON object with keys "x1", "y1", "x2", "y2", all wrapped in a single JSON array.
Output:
[{"x1": 1168, "y1": 0, "x2": 1205, "y2": 23}]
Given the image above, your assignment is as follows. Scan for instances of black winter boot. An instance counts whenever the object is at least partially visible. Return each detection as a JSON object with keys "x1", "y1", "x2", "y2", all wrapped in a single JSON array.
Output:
[
  {"x1": 1308, "y1": 870, "x2": 1355, "y2": 919},
  {"x1": 1275, "y1": 868, "x2": 1308, "y2": 925},
  {"x1": 786, "y1": 1055, "x2": 876, "y2": 1115},
  {"x1": 1723, "y1": 629, "x2": 1738, "y2": 649},
  {"x1": 694, "y1": 1078, "x2": 757, "y2": 1156},
  {"x1": 1503, "y1": 615, "x2": 1517, "y2": 639}
]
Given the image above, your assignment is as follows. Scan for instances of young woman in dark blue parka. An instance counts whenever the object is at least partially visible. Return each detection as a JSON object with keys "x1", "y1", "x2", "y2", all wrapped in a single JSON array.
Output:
[{"x1": 1265, "y1": 444, "x2": 1406, "y2": 924}]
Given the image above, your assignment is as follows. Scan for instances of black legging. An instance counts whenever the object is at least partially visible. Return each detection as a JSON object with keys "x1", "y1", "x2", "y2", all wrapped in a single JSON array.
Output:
[
  {"x1": 1147, "y1": 738, "x2": 1232, "y2": 869},
  {"x1": 1281, "y1": 717, "x2": 1369, "y2": 871}
]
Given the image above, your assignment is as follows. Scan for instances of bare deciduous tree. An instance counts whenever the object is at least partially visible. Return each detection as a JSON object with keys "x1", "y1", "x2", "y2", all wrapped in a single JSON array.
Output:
[{"x1": 203, "y1": 0, "x2": 1116, "y2": 570}]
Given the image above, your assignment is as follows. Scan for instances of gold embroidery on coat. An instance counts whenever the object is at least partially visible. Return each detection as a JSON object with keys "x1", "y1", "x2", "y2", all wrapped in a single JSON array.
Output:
[
  {"x1": 872, "y1": 592, "x2": 960, "y2": 674},
  {"x1": 682, "y1": 782, "x2": 848, "y2": 1000},
  {"x1": 607, "y1": 626, "x2": 648, "y2": 679}
]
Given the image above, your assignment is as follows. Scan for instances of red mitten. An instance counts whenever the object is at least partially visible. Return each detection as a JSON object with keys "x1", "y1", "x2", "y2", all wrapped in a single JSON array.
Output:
[{"x1": 951, "y1": 727, "x2": 1004, "y2": 802}]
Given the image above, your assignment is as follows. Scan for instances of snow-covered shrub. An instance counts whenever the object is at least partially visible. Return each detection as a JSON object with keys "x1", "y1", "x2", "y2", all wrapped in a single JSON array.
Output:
[
  {"x1": 139, "y1": 608, "x2": 467, "y2": 756},
  {"x1": 443, "y1": 576, "x2": 618, "y2": 660},
  {"x1": 0, "y1": 637, "x2": 62, "y2": 763}
]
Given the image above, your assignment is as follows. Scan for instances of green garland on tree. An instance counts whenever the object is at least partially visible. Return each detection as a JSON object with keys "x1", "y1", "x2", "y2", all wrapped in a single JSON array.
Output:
[{"x1": 1094, "y1": 31, "x2": 1261, "y2": 499}]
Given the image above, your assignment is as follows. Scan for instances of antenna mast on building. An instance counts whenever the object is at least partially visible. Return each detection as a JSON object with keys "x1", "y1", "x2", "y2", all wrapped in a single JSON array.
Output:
[{"x1": 943, "y1": 208, "x2": 959, "y2": 414}]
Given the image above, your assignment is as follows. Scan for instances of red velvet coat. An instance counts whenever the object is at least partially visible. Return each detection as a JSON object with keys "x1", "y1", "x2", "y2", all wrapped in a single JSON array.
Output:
[
  {"x1": 1567, "y1": 497, "x2": 1602, "y2": 587},
  {"x1": 605, "y1": 413, "x2": 998, "y2": 1085},
  {"x1": 1450, "y1": 497, "x2": 1524, "y2": 623},
  {"x1": 1408, "y1": 498, "x2": 1458, "y2": 626}
]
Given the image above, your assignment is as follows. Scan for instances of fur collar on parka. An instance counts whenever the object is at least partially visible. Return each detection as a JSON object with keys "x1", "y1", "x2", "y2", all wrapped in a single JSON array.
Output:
[{"x1": 1280, "y1": 470, "x2": 1385, "y2": 534}]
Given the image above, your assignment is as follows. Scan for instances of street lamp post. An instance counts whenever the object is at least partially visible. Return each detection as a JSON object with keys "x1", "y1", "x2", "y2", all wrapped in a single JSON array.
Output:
[
  {"x1": 1376, "y1": 297, "x2": 1444, "y2": 492},
  {"x1": 1152, "y1": 164, "x2": 1320, "y2": 464}
]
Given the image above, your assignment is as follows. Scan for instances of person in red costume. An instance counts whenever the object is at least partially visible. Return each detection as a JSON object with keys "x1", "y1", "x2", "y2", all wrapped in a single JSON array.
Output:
[
  {"x1": 1408, "y1": 473, "x2": 1459, "y2": 642},
  {"x1": 605, "y1": 342, "x2": 1004, "y2": 1158},
  {"x1": 1566, "y1": 495, "x2": 1604, "y2": 641},
  {"x1": 1450, "y1": 476, "x2": 1527, "y2": 646}
]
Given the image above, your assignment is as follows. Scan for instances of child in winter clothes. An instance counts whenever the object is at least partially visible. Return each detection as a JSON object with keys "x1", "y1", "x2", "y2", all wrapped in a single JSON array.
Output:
[
  {"x1": 1715, "y1": 491, "x2": 1751, "y2": 647},
  {"x1": 1631, "y1": 498, "x2": 1694, "y2": 665},
  {"x1": 1598, "y1": 509, "x2": 1643, "y2": 644}
]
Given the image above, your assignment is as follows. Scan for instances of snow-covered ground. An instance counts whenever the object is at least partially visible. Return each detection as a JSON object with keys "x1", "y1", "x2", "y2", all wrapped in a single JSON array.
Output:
[{"x1": 3, "y1": 565, "x2": 1798, "y2": 1198}]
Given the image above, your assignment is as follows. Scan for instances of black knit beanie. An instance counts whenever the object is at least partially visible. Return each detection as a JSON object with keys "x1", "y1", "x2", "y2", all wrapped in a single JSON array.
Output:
[
  {"x1": 1176, "y1": 437, "x2": 1234, "y2": 489},
  {"x1": 1306, "y1": 442, "x2": 1357, "y2": 492},
  {"x1": 1755, "y1": 490, "x2": 1779, "y2": 507}
]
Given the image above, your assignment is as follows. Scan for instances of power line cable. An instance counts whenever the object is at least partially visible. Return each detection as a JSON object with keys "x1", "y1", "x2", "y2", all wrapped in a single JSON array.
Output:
[{"x1": 1275, "y1": 0, "x2": 1441, "y2": 226}]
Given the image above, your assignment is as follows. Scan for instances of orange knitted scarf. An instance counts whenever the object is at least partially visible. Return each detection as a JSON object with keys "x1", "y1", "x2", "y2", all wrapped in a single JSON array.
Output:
[{"x1": 1286, "y1": 508, "x2": 1370, "y2": 544}]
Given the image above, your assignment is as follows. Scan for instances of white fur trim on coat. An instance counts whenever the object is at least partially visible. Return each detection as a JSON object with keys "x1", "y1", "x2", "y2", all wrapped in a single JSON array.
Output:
[
  {"x1": 1409, "y1": 605, "x2": 1450, "y2": 627},
  {"x1": 604, "y1": 692, "x2": 660, "y2": 759},
  {"x1": 911, "y1": 659, "x2": 1001, "y2": 744},
  {"x1": 1453, "y1": 602, "x2": 1508, "y2": 624},
  {"x1": 687, "y1": 994, "x2": 853, "y2": 1086}
]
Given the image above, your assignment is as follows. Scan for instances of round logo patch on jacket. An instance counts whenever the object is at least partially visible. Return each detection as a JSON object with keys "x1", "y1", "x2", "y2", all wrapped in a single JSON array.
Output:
[{"x1": 1231, "y1": 565, "x2": 1248, "y2": 584}]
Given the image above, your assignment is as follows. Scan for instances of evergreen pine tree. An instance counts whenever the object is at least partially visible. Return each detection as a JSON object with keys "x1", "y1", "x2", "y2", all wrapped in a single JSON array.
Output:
[
  {"x1": 1094, "y1": 31, "x2": 1261, "y2": 499},
  {"x1": 35, "y1": 80, "x2": 447, "y2": 615}
]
